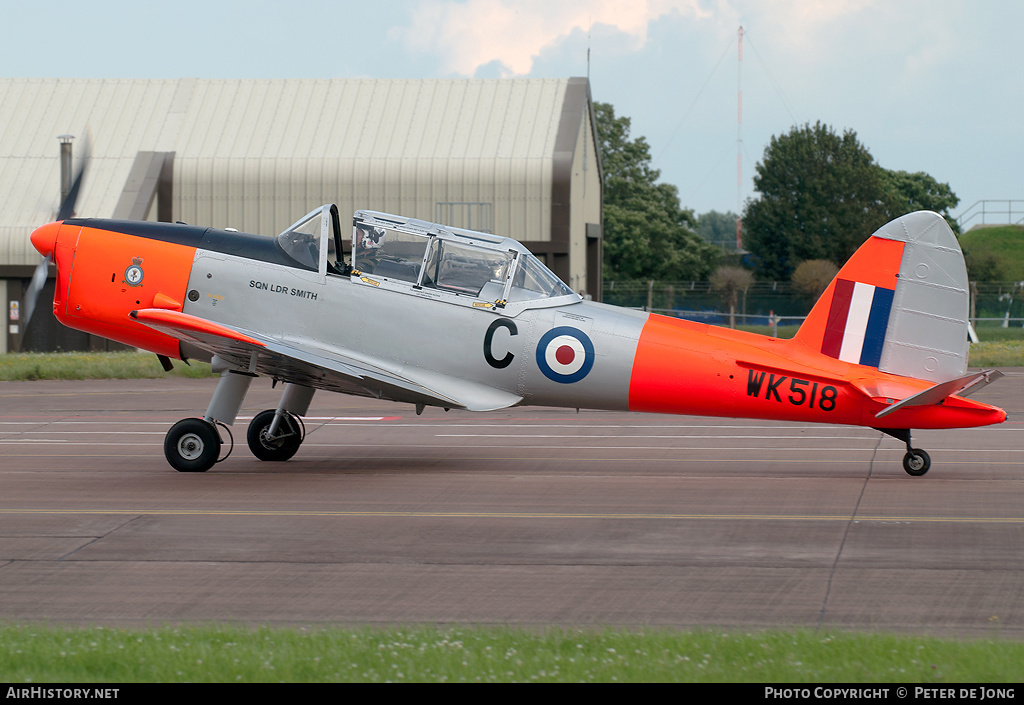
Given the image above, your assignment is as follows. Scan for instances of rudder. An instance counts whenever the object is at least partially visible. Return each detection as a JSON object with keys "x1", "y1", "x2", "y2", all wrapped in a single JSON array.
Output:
[{"x1": 794, "y1": 211, "x2": 969, "y2": 383}]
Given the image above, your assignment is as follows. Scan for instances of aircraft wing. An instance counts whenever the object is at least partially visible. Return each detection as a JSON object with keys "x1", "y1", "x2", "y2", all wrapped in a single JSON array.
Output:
[{"x1": 130, "y1": 308, "x2": 522, "y2": 412}]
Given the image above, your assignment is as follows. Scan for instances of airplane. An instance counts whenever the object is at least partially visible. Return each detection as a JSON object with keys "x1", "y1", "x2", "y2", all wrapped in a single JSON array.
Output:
[{"x1": 25, "y1": 170, "x2": 1006, "y2": 476}]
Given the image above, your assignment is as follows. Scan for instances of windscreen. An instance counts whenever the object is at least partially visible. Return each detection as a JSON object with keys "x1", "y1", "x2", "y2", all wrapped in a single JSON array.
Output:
[
  {"x1": 277, "y1": 210, "x2": 321, "y2": 271},
  {"x1": 507, "y1": 253, "x2": 575, "y2": 302}
]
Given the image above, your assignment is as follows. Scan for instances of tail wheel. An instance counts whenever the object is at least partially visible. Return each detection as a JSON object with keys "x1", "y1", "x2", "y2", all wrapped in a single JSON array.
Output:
[
  {"x1": 164, "y1": 418, "x2": 221, "y2": 473},
  {"x1": 903, "y1": 448, "x2": 931, "y2": 476},
  {"x1": 247, "y1": 409, "x2": 303, "y2": 462}
]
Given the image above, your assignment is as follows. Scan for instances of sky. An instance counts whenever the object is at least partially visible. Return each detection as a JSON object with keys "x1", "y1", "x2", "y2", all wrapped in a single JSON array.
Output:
[{"x1": 2, "y1": 0, "x2": 1021, "y2": 226}]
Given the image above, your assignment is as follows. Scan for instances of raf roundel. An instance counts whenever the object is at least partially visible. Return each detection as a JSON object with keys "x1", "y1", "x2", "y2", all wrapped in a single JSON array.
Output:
[{"x1": 536, "y1": 326, "x2": 595, "y2": 384}]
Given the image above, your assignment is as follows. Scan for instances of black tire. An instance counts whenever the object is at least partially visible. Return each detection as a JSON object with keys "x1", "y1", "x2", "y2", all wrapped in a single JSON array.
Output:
[
  {"x1": 164, "y1": 418, "x2": 221, "y2": 473},
  {"x1": 247, "y1": 409, "x2": 302, "y2": 462},
  {"x1": 902, "y1": 448, "x2": 931, "y2": 476}
]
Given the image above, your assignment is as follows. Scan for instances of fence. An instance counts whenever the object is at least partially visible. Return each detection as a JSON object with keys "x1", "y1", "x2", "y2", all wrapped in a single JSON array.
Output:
[
  {"x1": 606, "y1": 280, "x2": 1024, "y2": 336},
  {"x1": 956, "y1": 200, "x2": 1024, "y2": 230},
  {"x1": 643, "y1": 307, "x2": 1024, "y2": 339},
  {"x1": 603, "y1": 280, "x2": 810, "y2": 320}
]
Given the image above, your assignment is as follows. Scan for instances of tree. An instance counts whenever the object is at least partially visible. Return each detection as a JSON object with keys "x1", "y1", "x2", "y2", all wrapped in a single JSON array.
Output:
[
  {"x1": 696, "y1": 210, "x2": 741, "y2": 251},
  {"x1": 881, "y1": 169, "x2": 960, "y2": 233},
  {"x1": 790, "y1": 259, "x2": 839, "y2": 301},
  {"x1": 710, "y1": 265, "x2": 753, "y2": 328},
  {"x1": 742, "y1": 122, "x2": 891, "y2": 280},
  {"x1": 595, "y1": 102, "x2": 719, "y2": 281},
  {"x1": 963, "y1": 250, "x2": 1006, "y2": 282}
]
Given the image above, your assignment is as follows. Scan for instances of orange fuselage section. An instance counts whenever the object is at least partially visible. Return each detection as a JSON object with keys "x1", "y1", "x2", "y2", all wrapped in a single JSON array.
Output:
[
  {"x1": 35, "y1": 221, "x2": 195, "y2": 358},
  {"x1": 627, "y1": 314, "x2": 1005, "y2": 430}
]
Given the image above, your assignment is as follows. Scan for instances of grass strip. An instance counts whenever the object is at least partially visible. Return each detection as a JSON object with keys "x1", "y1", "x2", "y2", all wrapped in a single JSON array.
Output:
[
  {"x1": 0, "y1": 624, "x2": 1021, "y2": 683},
  {"x1": 968, "y1": 341, "x2": 1024, "y2": 368},
  {"x1": 0, "y1": 352, "x2": 215, "y2": 381}
]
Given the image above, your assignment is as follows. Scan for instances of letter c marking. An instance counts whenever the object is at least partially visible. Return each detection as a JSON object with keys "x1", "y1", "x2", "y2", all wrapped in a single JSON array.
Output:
[{"x1": 484, "y1": 318, "x2": 518, "y2": 369}]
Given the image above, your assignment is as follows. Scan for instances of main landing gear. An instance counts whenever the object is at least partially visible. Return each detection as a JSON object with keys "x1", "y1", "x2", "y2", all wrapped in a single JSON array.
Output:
[
  {"x1": 876, "y1": 428, "x2": 931, "y2": 476},
  {"x1": 164, "y1": 418, "x2": 222, "y2": 473},
  {"x1": 246, "y1": 409, "x2": 304, "y2": 461},
  {"x1": 162, "y1": 358, "x2": 315, "y2": 473}
]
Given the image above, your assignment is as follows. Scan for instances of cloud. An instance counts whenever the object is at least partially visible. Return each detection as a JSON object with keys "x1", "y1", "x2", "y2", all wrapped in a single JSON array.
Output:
[{"x1": 391, "y1": 0, "x2": 709, "y2": 77}]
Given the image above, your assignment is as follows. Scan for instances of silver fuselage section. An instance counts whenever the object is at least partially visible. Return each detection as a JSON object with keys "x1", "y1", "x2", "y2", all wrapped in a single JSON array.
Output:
[{"x1": 182, "y1": 206, "x2": 647, "y2": 411}]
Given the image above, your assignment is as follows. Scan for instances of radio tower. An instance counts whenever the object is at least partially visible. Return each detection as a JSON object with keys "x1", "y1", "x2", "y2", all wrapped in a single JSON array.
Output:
[{"x1": 736, "y1": 25, "x2": 744, "y2": 250}]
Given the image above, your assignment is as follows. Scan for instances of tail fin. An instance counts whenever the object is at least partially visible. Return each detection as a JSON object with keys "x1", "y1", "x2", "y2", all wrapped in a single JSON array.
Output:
[{"x1": 794, "y1": 211, "x2": 968, "y2": 383}]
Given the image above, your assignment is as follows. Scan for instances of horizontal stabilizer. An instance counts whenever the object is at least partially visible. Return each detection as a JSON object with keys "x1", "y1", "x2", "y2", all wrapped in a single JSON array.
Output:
[{"x1": 874, "y1": 369, "x2": 1003, "y2": 419}]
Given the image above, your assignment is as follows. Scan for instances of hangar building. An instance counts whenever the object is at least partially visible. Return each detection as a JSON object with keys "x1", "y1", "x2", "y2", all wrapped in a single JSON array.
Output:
[{"x1": 0, "y1": 77, "x2": 603, "y2": 353}]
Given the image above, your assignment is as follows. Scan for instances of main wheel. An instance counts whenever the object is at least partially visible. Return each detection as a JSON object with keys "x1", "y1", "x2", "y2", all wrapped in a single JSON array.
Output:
[
  {"x1": 247, "y1": 409, "x2": 302, "y2": 462},
  {"x1": 902, "y1": 448, "x2": 931, "y2": 476},
  {"x1": 164, "y1": 418, "x2": 221, "y2": 473}
]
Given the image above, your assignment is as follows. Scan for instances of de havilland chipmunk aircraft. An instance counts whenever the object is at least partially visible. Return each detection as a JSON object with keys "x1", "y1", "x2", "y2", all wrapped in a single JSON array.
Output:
[{"x1": 26, "y1": 175, "x2": 1005, "y2": 475}]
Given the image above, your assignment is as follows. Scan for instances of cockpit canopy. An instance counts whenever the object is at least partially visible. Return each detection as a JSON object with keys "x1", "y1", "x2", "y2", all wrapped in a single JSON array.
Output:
[
  {"x1": 352, "y1": 210, "x2": 578, "y2": 309},
  {"x1": 274, "y1": 205, "x2": 579, "y2": 312}
]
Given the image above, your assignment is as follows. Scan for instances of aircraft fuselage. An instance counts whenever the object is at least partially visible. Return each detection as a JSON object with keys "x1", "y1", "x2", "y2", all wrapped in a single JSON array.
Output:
[{"x1": 29, "y1": 209, "x2": 1006, "y2": 474}]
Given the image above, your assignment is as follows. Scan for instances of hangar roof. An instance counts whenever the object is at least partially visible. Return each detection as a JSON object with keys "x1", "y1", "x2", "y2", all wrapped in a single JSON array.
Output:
[{"x1": 0, "y1": 78, "x2": 593, "y2": 267}]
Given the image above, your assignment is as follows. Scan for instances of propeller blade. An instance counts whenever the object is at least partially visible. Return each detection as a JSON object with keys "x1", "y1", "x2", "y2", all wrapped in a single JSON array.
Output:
[
  {"x1": 25, "y1": 131, "x2": 91, "y2": 334},
  {"x1": 23, "y1": 131, "x2": 91, "y2": 339},
  {"x1": 22, "y1": 254, "x2": 52, "y2": 329},
  {"x1": 55, "y1": 131, "x2": 90, "y2": 222}
]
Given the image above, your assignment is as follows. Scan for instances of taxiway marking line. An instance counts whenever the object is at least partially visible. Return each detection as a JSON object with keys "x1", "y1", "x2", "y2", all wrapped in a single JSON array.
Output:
[{"x1": 0, "y1": 507, "x2": 1021, "y2": 524}]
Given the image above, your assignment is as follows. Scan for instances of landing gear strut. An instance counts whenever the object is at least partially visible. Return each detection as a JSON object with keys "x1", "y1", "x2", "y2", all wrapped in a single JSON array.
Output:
[
  {"x1": 161, "y1": 360, "x2": 317, "y2": 472},
  {"x1": 875, "y1": 428, "x2": 931, "y2": 476}
]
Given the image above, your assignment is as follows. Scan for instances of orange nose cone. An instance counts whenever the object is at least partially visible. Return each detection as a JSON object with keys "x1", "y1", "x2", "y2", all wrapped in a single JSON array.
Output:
[{"x1": 31, "y1": 221, "x2": 61, "y2": 258}]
